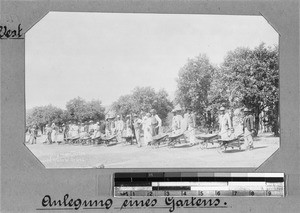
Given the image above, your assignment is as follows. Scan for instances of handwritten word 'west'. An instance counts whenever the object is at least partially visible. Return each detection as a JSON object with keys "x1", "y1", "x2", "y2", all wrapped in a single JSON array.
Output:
[{"x1": 0, "y1": 24, "x2": 23, "y2": 39}]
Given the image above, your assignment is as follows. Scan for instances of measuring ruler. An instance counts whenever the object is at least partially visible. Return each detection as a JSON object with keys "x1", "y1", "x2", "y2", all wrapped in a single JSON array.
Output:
[{"x1": 113, "y1": 173, "x2": 284, "y2": 197}]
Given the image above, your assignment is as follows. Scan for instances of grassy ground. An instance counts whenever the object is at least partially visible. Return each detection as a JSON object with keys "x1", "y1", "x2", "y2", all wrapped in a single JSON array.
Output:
[{"x1": 25, "y1": 133, "x2": 279, "y2": 168}]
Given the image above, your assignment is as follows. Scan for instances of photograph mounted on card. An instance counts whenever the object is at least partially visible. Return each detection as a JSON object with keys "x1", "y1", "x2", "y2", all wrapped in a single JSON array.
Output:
[{"x1": 25, "y1": 12, "x2": 279, "y2": 168}]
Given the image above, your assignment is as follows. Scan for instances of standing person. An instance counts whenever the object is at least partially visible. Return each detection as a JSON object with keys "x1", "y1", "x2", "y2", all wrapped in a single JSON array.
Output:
[
  {"x1": 143, "y1": 113, "x2": 153, "y2": 145},
  {"x1": 141, "y1": 111, "x2": 147, "y2": 132},
  {"x1": 243, "y1": 108, "x2": 255, "y2": 150},
  {"x1": 140, "y1": 111, "x2": 148, "y2": 146},
  {"x1": 109, "y1": 115, "x2": 116, "y2": 135},
  {"x1": 115, "y1": 115, "x2": 124, "y2": 142},
  {"x1": 218, "y1": 107, "x2": 232, "y2": 140},
  {"x1": 150, "y1": 109, "x2": 162, "y2": 137},
  {"x1": 171, "y1": 107, "x2": 183, "y2": 134},
  {"x1": 125, "y1": 115, "x2": 134, "y2": 143},
  {"x1": 182, "y1": 109, "x2": 189, "y2": 131},
  {"x1": 88, "y1": 120, "x2": 94, "y2": 136},
  {"x1": 62, "y1": 123, "x2": 66, "y2": 140},
  {"x1": 26, "y1": 125, "x2": 32, "y2": 144},
  {"x1": 51, "y1": 123, "x2": 58, "y2": 143},
  {"x1": 80, "y1": 122, "x2": 85, "y2": 134},
  {"x1": 133, "y1": 114, "x2": 143, "y2": 147},
  {"x1": 44, "y1": 124, "x2": 52, "y2": 144},
  {"x1": 27, "y1": 125, "x2": 38, "y2": 144},
  {"x1": 105, "y1": 118, "x2": 111, "y2": 136},
  {"x1": 69, "y1": 121, "x2": 79, "y2": 138},
  {"x1": 99, "y1": 120, "x2": 106, "y2": 136},
  {"x1": 64, "y1": 121, "x2": 71, "y2": 142},
  {"x1": 92, "y1": 122, "x2": 101, "y2": 141},
  {"x1": 83, "y1": 121, "x2": 89, "y2": 135},
  {"x1": 79, "y1": 122, "x2": 86, "y2": 138},
  {"x1": 185, "y1": 107, "x2": 196, "y2": 145},
  {"x1": 33, "y1": 124, "x2": 38, "y2": 144},
  {"x1": 232, "y1": 108, "x2": 244, "y2": 136}
]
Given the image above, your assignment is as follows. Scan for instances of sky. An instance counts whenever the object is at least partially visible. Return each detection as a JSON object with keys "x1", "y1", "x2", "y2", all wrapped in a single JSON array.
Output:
[{"x1": 25, "y1": 12, "x2": 278, "y2": 110}]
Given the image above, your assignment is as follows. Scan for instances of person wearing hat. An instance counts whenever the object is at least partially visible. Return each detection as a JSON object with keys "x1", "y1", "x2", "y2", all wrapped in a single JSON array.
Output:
[
  {"x1": 79, "y1": 121, "x2": 90, "y2": 143},
  {"x1": 51, "y1": 122, "x2": 59, "y2": 143},
  {"x1": 92, "y1": 121, "x2": 101, "y2": 142},
  {"x1": 243, "y1": 108, "x2": 255, "y2": 150},
  {"x1": 77, "y1": 122, "x2": 82, "y2": 136},
  {"x1": 184, "y1": 107, "x2": 196, "y2": 145},
  {"x1": 171, "y1": 107, "x2": 183, "y2": 134},
  {"x1": 105, "y1": 116, "x2": 114, "y2": 136},
  {"x1": 182, "y1": 108, "x2": 188, "y2": 131},
  {"x1": 218, "y1": 106, "x2": 232, "y2": 140},
  {"x1": 140, "y1": 111, "x2": 147, "y2": 141},
  {"x1": 32, "y1": 124, "x2": 38, "y2": 144},
  {"x1": 123, "y1": 114, "x2": 134, "y2": 144},
  {"x1": 88, "y1": 120, "x2": 95, "y2": 136},
  {"x1": 44, "y1": 124, "x2": 53, "y2": 144},
  {"x1": 109, "y1": 115, "x2": 116, "y2": 135},
  {"x1": 61, "y1": 123, "x2": 66, "y2": 142},
  {"x1": 83, "y1": 121, "x2": 89, "y2": 134},
  {"x1": 143, "y1": 112, "x2": 153, "y2": 145},
  {"x1": 69, "y1": 121, "x2": 79, "y2": 139},
  {"x1": 105, "y1": 118, "x2": 110, "y2": 136},
  {"x1": 99, "y1": 120, "x2": 106, "y2": 135},
  {"x1": 67, "y1": 121, "x2": 72, "y2": 139},
  {"x1": 133, "y1": 114, "x2": 143, "y2": 147},
  {"x1": 79, "y1": 122, "x2": 86, "y2": 139},
  {"x1": 27, "y1": 124, "x2": 38, "y2": 144},
  {"x1": 150, "y1": 109, "x2": 162, "y2": 137},
  {"x1": 115, "y1": 115, "x2": 124, "y2": 142}
]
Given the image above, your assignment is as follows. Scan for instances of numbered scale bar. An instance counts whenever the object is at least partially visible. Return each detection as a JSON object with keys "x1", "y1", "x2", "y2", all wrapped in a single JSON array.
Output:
[{"x1": 113, "y1": 173, "x2": 284, "y2": 197}]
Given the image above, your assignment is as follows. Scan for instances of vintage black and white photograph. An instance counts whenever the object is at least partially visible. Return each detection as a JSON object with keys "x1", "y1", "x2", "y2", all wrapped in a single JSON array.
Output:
[{"x1": 25, "y1": 12, "x2": 279, "y2": 168}]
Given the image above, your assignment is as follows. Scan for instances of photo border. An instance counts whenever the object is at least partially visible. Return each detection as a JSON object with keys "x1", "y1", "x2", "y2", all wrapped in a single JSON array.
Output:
[{"x1": 1, "y1": 0, "x2": 299, "y2": 212}]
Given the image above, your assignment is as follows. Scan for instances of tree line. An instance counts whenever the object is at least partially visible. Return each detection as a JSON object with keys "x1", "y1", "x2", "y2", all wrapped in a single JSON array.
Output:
[
  {"x1": 26, "y1": 43, "x2": 279, "y2": 136},
  {"x1": 175, "y1": 43, "x2": 279, "y2": 136}
]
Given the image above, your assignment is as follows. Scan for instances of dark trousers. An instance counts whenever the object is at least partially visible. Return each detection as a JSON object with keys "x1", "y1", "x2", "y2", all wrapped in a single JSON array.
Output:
[{"x1": 47, "y1": 132, "x2": 52, "y2": 143}]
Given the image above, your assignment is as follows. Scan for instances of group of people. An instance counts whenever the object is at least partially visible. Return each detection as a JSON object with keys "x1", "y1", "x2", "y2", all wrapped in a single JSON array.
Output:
[
  {"x1": 26, "y1": 124, "x2": 38, "y2": 144},
  {"x1": 126, "y1": 106, "x2": 197, "y2": 147},
  {"x1": 218, "y1": 106, "x2": 255, "y2": 150},
  {"x1": 26, "y1": 104, "x2": 255, "y2": 150},
  {"x1": 37, "y1": 109, "x2": 163, "y2": 147}
]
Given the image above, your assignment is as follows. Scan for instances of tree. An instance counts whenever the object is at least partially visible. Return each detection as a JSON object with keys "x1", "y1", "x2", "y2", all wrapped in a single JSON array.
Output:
[
  {"x1": 152, "y1": 89, "x2": 173, "y2": 123},
  {"x1": 111, "y1": 87, "x2": 173, "y2": 124},
  {"x1": 175, "y1": 54, "x2": 215, "y2": 125},
  {"x1": 85, "y1": 100, "x2": 106, "y2": 121},
  {"x1": 208, "y1": 43, "x2": 279, "y2": 135},
  {"x1": 26, "y1": 105, "x2": 64, "y2": 132},
  {"x1": 111, "y1": 94, "x2": 135, "y2": 117},
  {"x1": 65, "y1": 97, "x2": 105, "y2": 122}
]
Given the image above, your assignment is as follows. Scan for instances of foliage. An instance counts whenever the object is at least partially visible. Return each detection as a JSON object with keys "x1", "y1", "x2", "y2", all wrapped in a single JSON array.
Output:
[
  {"x1": 26, "y1": 105, "x2": 64, "y2": 128},
  {"x1": 26, "y1": 98, "x2": 105, "y2": 129},
  {"x1": 112, "y1": 87, "x2": 173, "y2": 123},
  {"x1": 208, "y1": 43, "x2": 279, "y2": 135},
  {"x1": 65, "y1": 97, "x2": 105, "y2": 122},
  {"x1": 175, "y1": 54, "x2": 215, "y2": 122}
]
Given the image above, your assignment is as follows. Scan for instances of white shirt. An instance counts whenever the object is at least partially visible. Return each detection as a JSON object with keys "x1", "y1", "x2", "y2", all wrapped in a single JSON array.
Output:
[
  {"x1": 154, "y1": 114, "x2": 162, "y2": 127},
  {"x1": 115, "y1": 120, "x2": 124, "y2": 131},
  {"x1": 219, "y1": 113, "x2": 232, "y2": 132},
  {"x1": 172, "y1": 115, "x2": 183, "y2": 131}
]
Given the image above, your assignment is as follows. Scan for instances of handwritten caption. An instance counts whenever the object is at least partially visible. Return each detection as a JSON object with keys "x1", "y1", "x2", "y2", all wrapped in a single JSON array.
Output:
[
  {"x1": 37, "y1": 194, "x2": 228, "y2": 212},
  {"x1": 0, "y1": 24, "x2": 23, "y2": 39}
]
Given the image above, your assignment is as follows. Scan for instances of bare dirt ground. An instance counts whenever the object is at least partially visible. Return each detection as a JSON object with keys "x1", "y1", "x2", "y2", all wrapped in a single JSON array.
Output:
[{"x1": 25, "y1": 133, "x2": 279, "y2": 168}]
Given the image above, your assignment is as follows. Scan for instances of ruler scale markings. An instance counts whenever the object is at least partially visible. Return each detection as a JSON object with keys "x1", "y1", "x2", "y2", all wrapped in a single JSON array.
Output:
[
  {"x1": 113, "y1": 173, "x2": 285, "y2": 197},
  {"x1": 152, "y1": 181, "x2": 228, "y2": 187}
]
